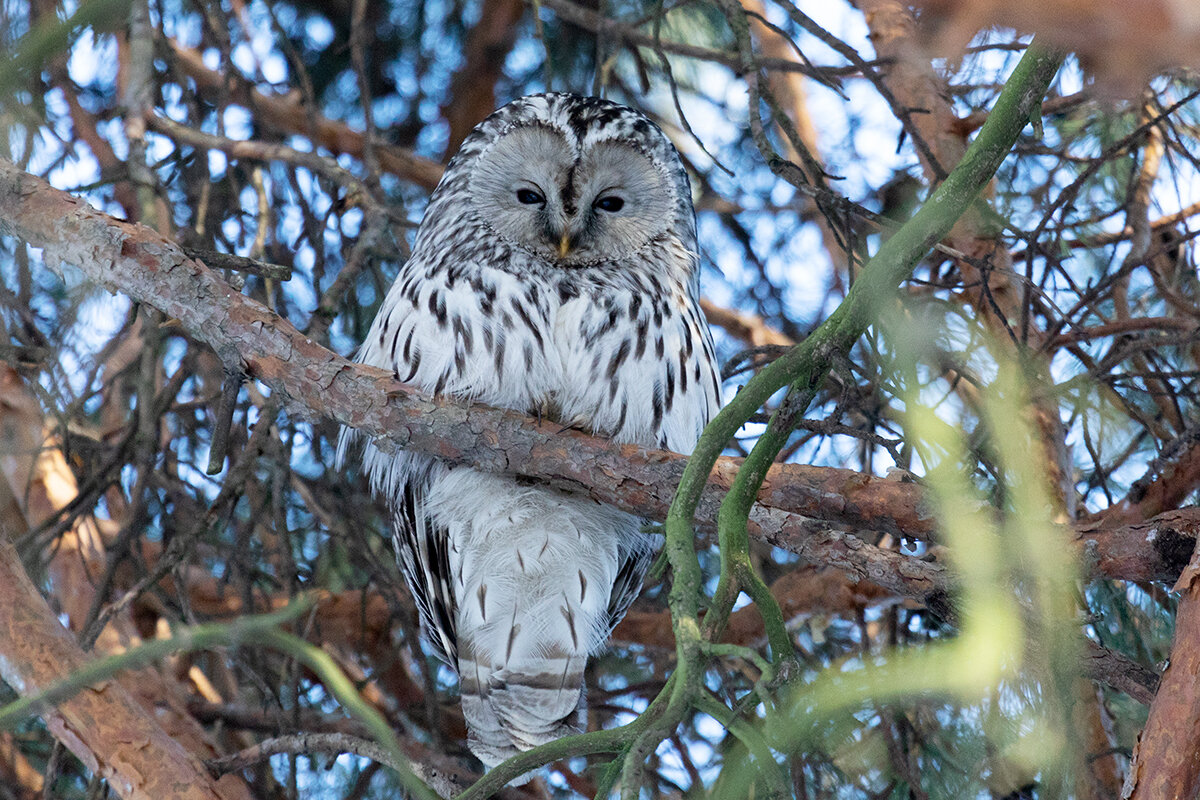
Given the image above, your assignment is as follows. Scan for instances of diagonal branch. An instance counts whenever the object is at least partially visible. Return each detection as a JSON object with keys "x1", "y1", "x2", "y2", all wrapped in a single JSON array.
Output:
[
  {"x1": 0, "y1": 156, "x2": 941, "y2": 582},
  {"x1": 0, "y1": 157, "x2": 1193, "y2": 613}
]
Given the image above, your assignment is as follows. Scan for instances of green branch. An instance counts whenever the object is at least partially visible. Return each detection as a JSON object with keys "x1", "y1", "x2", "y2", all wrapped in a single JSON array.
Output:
[
  {"x1": 642, "y1": 38, "x2": 1064, "y2": 786},
  {"x1": 0, "y1": 601, "x2": 311, "y2": 731},
  {"x1": 671, "y1": 41, "x2": 1064, "y2": 591},
  {"x1": 259, "y1": 628, "x2": 441, "y2": 800},
  {"x1": 707, "y1": 384, "x2": 816, "y2": 662},
  {"x1": 696, "y1": 691, "x2": 788, "y2": 798}
]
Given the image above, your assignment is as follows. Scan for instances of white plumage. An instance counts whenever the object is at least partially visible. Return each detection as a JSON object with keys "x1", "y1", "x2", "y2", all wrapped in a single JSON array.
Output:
[{"x1": 339, "y1": 93, "x2": 720, "y2": 773}]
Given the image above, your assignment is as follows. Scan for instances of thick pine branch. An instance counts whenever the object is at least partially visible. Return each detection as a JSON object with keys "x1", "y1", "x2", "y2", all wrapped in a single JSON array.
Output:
[{"x1": 0, "y1": 158, "x2": 1192, "y2": 609}]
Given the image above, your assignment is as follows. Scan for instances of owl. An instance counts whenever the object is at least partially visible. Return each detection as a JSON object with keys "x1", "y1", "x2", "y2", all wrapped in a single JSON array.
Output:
[{"x1": 339, "y1": 93, "x2": 721, "y2": 774}]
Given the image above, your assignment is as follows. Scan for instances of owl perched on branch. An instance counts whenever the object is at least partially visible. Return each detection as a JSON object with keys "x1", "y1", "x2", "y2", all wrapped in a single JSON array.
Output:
[{"x1": 339, "y1": 93, "x2": 721, "y2": 773}]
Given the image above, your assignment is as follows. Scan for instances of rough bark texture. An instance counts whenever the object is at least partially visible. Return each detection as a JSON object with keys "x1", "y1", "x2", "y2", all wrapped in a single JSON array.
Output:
[
  {"x1": 1077, "y1": 509, "x2": 1200, "y2": 583},
  {"x1": 0, "y1": 365, "x2": 256, "y2": 800},
  {"x1": 1123, "y1": 544, "x2": 1200, "y2": 798},
  {"x1": 0, "y1": 536, "x2": 243, "y2": 800}
]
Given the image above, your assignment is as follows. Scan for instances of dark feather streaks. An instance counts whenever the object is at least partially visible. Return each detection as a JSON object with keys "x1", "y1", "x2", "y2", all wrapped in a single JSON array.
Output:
[
  {"x1": 395, "y1": 482, "x2": 457, "y2": 664},
  {"x1": 352, "y1": 95, "x2": 725, "y2": 748}
]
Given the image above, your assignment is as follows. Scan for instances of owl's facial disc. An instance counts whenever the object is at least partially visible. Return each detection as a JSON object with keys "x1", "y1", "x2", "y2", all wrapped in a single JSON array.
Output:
[{"x1": 469, "y1": 125, "x2": 676, "y2": 266}]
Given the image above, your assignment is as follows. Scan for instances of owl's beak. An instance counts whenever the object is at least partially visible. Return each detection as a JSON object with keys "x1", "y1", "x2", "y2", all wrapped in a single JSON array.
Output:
[{"x1": 557, "y1": 233, "x2": 572, "y2": 259}]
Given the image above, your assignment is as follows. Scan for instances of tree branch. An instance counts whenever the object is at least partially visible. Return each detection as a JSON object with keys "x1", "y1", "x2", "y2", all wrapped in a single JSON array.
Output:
[
  {"x1": 1124, "y1": 542, "x2": 1200, "y2": 797},
  {"x1": 0, "y1": 156, "x2": 1193, "y2": 608},
  {"x1": 0, "y1": 537, "x2": 237, "y2": 800},
  {"x1": 165, "y1": 41, "x2": 444, "y2": 190}
]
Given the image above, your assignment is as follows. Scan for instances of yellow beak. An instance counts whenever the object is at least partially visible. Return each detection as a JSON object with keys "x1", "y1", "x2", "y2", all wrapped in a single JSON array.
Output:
[{"x1": 558, "y1": 233, "x2": 571, "y2": 259}]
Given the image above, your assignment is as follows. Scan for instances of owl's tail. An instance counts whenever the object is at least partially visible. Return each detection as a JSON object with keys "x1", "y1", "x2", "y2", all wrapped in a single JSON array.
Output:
[
  {"x1": 455, "y1": 568, "x2": 598, "y2": 775},
  {"x1": 450, "y1": 517, "x2": 620, "y2": 778},
  {"x1": 458, "y1": 644, "x2": 587, "y2": 774},
  {"x1": 424, "y1": 473, "x2": 644, "y2": 780}
]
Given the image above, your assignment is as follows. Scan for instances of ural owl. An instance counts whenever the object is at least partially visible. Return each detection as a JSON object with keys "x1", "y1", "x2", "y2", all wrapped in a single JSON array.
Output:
[{"x1": 339, "y1": 93, "x2": 721, "y2": 773}]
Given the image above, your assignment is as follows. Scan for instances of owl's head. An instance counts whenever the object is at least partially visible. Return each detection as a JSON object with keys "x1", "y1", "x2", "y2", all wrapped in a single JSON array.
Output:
[{"x1": 442, "y1": 93, "x2": 695, "y2": 268}]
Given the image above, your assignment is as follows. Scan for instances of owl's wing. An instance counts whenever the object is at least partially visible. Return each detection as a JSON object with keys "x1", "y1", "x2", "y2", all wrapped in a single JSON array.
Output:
[
  {"x1": 392, "y1": 479, "x2": 458, "y2": 665},
  {"x1": 338, "y1": 260, "x2": 484, "y2": 667},
  {"x1": 604, "y1": 539, "x2": 655, "y2": 636},
  {"x1": 656, "y1": 287, "x2": 724, "y2": 453},
  {"x1": 597, "y1": 282, "x2": 723, "y2": 634}
]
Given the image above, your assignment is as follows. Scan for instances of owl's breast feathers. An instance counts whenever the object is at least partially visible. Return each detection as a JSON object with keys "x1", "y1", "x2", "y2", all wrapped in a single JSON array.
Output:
[{"x1": 358, "y1": 245, "x2": 720, "y2": 451}]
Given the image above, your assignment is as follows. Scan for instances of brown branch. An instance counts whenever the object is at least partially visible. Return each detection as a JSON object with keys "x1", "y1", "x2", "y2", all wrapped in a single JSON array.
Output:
[
  {"x1": 0, "y1": 732, "x2": 43, "y2": 800},
  {"x1": 1124, "y1": 543, "x2": 1200, "y2": 797},
  {"x1": 146, "y1": 114, "x2": 367, "y2": 194},
  {"x1": 1081, "y1": 640, "x2": 1159, "y2": 707},
  {"x1": 441, "y1": 0, "x2": 526, "y2": 158},
  {"x1": 742, "y1": 0, "x2": 853, "y2": 282},
  {"x1": 956, "y1": 91, "x2": 1092, "y2": 136},
  {"x1": 1068, "y1": 200, "x2": 1200, "y2": 249},
  {"x1": 209, "y1": 732, "x2": 405, "y2": 778},
  {"x1": 913, "y1": 0, "x2": 1200, "y2": 93},
  {"x1": 1046, "y1": 315, "x2": 1199, "y2": 348},
  {"x1": 188, "y1": 702, "x2": 530, "y2": 799},
  {"x1": 1074, "y1": 666, "x2": 1128, "y2": 795},
  {"x1": 180, "y1": 246, "x2": 293, "y2": 282},
  {"x1": 50, "y1": 71, "x2": 139, "y2": 219},
  {"x1": 700, "y1": 297, "x2": 795, "y2": 348},
  {"x1": 187, "y1": 699, "x2": 365, "y2": 735},
  {"x1": 0, "y1": 535, "x2": 241, "y2": 800},
  {"x1": 615, "y1": 564, "x2": 894, "y2": 646},
  {"x1": 174, "y1": 581, "x2": 430, "y2": 716},
  {"x1": 858, "y1": 1, "x2": 1033, "y2": 348},
  {"x1": 1007, "y1": 201, "x2": 1200, "y2": 266},
  {"x1": 204, "y1": 732, "x2": 534, "y2": 800},
  {"x1": 536, "y1": 0, "x2": 865, "y2": 80},
  {"x1": 0, "y1": 157, "x2": 941, "y2": 575},
  {"x1": 1093, "y1": 440, "x2": 1200, "y2": 528},
  {"x1": 0, "y1": 157, "x2": 1196, "y2": 612}
]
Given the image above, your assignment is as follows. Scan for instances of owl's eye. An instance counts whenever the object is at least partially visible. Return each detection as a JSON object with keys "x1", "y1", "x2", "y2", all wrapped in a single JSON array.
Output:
[
  {"x1": 516, "y1": 188, "x2": 545, "y2": 205},
  {"x1": 594, "y1": 196, "x2": 625, "y2": 213}
]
